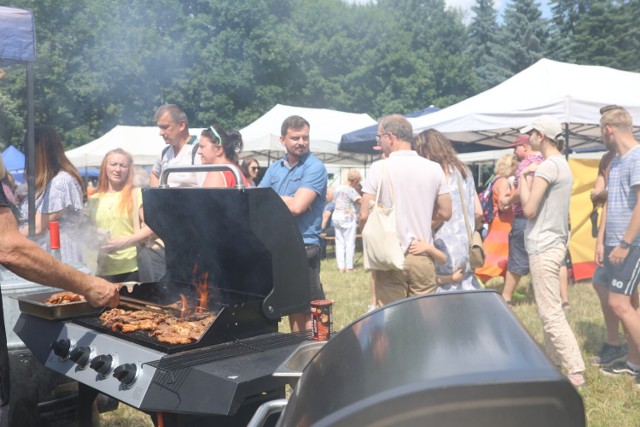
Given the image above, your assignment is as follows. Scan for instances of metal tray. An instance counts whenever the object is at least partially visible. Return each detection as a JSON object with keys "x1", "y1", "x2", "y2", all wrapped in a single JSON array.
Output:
[
  {"x1": 273, "y1": 341, "x2": 325, "y2": 378},
  {"x1": 13, "y1": 291, "x2": 104, "y2": 320}
]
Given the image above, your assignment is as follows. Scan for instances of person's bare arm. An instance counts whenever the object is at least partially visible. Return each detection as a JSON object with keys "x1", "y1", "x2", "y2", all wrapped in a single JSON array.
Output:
[
  {"x1": 590, "y1": 174, "x2": 607, "y2": 205},
  {"x1": 321, "y1": 210, "x2": 332, "y2": 230},
  {"x1": 473, "y1": 192, "x2": 483, "y2": 229},
  {"x1": 433, "y1": 193, "x2": 452, "y2": 222},
  {"x1": 496, "y1": 178, "x2": 512, "y2": 211},
  {"x1": 359, "y1": 193, "x2": 374, "y2": 231},
  {"x1": 521, "y1": 174, "x2": 549, "y2": 219},
  {"x1": 19, "y1": 210, "x2": 63, "y2": 236},
  {"x1": 281, "y1": 188, "x2": 317, "y2": 216},
  {"x1": 0, "y1": 207, "x2": 119, "y2": 307},
  {"x1": 149, "y1": 172, "x2": 159, "y2": 188},
  {"x1": 201, "y1": 171, "x2": 226, "y2": 188}
]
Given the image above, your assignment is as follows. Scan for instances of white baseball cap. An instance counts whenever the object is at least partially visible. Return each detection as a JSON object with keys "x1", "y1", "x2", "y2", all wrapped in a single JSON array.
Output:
[{"x1": 520, "y1": 115, "x2": 563, "y2": 140}]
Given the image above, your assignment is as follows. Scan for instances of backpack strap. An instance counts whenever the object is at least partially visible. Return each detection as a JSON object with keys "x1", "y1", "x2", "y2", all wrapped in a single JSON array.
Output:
[{"x1": 161, "y1": 135, "x2": 199, "y2": 164}]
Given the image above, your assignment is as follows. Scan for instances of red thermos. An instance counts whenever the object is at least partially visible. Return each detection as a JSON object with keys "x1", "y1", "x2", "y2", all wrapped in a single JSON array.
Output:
[{"x1": 48, "y1": 221, "x2": 62, "y2": 260}]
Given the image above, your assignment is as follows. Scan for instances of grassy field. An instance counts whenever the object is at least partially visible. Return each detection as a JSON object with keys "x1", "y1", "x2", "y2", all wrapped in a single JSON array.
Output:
[{"x1": 101, "y1": 253, "x2": 640, "y2": 427}]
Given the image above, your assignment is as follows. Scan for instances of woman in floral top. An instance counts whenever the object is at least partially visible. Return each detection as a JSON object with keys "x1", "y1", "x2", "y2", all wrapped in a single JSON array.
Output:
[
  {"x1": 18, "y1": 126, "x2": 85, "y2": 265},
  {"x1": 331, "y1": 170, "x2": 362, "y2": 272}
]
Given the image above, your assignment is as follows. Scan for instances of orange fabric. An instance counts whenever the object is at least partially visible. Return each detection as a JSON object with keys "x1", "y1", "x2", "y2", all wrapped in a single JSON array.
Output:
[{"x1": 476, "y1": 177, "x2": 513, "y2": 282}]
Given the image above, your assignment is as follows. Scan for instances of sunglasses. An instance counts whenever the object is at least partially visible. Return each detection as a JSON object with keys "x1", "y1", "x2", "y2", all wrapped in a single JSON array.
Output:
[
  {"x1": 251, "y1": 166, "x2": 259, "y2": 171},
  {"x1": 209, "y1": 126, "x2": 222, "y2": 144}
]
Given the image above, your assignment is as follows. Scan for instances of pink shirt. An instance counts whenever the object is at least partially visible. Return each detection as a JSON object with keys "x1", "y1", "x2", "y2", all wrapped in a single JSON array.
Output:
[{"x1": 513, "y1": 153, "x2": 544, "y2": 218}]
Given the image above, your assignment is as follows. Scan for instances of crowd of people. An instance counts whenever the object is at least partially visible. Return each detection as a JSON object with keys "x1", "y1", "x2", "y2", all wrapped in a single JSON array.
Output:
[{"x1": 0, "y1": 102, "x2": 637, "y2": 417}]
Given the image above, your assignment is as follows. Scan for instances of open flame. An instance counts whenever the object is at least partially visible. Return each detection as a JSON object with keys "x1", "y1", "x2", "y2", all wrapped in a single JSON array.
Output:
[
  {"x1": 179, "y1": 294, "x2": 189, "y2": 320},
  {"x1": 192, "y1": 264, "x2": 209, "y2": 314},
  {"x1": 196, "y1": 272, "x2": 209, "y2": 313}
]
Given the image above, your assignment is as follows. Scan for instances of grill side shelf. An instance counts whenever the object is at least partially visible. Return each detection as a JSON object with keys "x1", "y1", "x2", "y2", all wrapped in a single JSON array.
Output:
[{"x1": 148, "y1": 331, "x2": 312, "y2": 372}]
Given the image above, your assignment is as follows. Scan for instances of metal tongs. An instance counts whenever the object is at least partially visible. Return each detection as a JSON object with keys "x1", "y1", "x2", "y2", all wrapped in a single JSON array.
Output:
[{"x1": 116, "y1": 282, "x2": 182, "y2": 316}]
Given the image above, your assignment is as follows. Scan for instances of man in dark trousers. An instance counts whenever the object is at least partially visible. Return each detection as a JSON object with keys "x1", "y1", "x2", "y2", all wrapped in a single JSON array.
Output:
[{"x1": 259, "y1": 115, "x2": 328, "y2": 332}]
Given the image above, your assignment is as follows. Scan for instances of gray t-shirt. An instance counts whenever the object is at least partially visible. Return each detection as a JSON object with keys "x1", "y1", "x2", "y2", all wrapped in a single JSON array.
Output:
[{"x1": 525, "y1": 155, "x2": 572, "y2": 254}]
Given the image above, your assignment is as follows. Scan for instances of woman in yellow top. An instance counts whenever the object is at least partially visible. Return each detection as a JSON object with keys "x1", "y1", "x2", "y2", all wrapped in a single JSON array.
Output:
[{"x1": 88, "y1": 149, "x2": 154, "y2": 282}]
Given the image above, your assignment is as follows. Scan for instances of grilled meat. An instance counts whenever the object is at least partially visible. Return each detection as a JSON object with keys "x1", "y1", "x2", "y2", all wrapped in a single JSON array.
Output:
[
  {"x1": 99, "y1": 307, "x2": 215, "y2": 344},
  {"x1": 44, "y1": 291, "x2": 85, "y2": 305}
]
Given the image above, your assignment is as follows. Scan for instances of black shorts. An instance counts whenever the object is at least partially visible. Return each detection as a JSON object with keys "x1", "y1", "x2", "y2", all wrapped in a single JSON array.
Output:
[
  {"x1": 603, "y1": 245, "x2": 640, "y2": 296},
  {"x1": 507, "y1": 216, "x2": 530, "y2": 276},
  {"x1": 306, "y1": 244, "x2": 326, "y2": 302}
]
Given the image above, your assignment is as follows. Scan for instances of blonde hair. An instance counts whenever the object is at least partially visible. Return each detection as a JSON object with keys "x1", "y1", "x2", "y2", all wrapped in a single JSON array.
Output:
[
  {"x1": 495, "y1": 154, "x2": 517, "y2": 177},
  {"x1": 347, "y1": 169, "x2": 361, "y2": 184},
  {"x1": 601, "y1": 106, "x2": 633, "y2": 131},
  {"x1": 94, "y1": 149, "x2": 135, "y2": 215}
]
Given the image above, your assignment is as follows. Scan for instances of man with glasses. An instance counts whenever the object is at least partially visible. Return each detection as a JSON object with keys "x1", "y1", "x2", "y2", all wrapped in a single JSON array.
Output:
[
  {"x1": 360, "y1": 114, "x2": 451, "y2": 306},
  {"x1": 150, "y1": 104, "x2": 201, "y2": 188},
  {"x1": 259, "y1": 115, "x2": 328, "y2": 332}
]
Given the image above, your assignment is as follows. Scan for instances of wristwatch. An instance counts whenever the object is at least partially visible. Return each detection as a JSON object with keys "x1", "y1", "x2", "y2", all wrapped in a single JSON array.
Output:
[{"x1": 620, "y1": 239, "x2": 631, "y2": 249}]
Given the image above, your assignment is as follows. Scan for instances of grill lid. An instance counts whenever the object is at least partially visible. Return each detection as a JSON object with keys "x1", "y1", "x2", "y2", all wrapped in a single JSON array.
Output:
[{"x1": 142, "y1": 184, "x2": 310, "y2": 320}]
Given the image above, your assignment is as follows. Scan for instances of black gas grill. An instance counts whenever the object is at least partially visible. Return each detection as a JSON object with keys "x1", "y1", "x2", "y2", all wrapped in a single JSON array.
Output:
[{"x1": 15, "y1": 168, "x2": 314, "y2": 426}]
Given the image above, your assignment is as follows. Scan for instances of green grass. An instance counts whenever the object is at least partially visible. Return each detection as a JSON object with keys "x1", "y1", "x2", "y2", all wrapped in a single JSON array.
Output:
[{"x1": 102, "y1": 253, "x2": 640, "y2": 427}]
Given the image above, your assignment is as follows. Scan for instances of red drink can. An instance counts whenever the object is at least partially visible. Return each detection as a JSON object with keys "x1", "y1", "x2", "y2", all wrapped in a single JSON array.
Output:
[{"x1": 311, "y1": 300, "x2": 333, "y2": 341}]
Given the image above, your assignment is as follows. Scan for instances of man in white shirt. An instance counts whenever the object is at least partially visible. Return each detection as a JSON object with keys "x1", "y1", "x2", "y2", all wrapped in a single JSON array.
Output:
[
  {"x1": 150, "y1": 104, "x2": 200, "y2": 187},
  {"x1": 360, "y1": 114, "x2": 451, "y2": 306}
]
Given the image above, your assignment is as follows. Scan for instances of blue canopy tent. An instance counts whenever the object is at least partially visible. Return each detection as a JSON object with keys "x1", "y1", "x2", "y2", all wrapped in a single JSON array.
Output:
[
  {"x1": 78, "y1": 167, "x2": 100, "y2": 178},
  {"x1": 338, "y1": 106, "x2": 508, "y2": 155},
  {"x1": 1, "y1": 145, "x2": 25, "y2": 183},
  {"x1": 338, "y1": 107, "x2": 440, "y2": 155},
  {"x1": 1, "y1": 6, "x2": 36, "y2": 235}
]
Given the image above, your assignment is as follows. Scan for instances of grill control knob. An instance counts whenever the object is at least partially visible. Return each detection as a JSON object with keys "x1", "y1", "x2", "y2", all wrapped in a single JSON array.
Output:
[
  {"x1": 69, "y1": 346, "x2": 91, "y2": 368},
  {"x1": 90, "y1": 355, "x2": 113, "y2": 377},
  {"x1": 113, "y1": 363, "x2": 137, "y2": 387},
  {"x1": 51, "y1": 339, "x2": 72, "y2": 359}
]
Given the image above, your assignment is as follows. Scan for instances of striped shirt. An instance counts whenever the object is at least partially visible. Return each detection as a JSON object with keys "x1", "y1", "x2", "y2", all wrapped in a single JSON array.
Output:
[{"x1": 605, "y1": 145, "x2": 640, "y2": 247}]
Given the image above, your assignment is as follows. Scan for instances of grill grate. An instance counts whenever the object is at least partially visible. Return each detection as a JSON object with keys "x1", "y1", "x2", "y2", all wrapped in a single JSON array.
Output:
[{"x1": 148, "y1": 330, "x2": 312, "y2": 371}]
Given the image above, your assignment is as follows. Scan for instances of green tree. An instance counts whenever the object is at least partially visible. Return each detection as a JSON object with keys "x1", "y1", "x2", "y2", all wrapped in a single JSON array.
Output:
[
  {"x1": 571, "y1": 0, "x2": 640, "y2": 71},
  {"x1": 496, "y1": 0, "x2": 548, "y2": 74},
  {"x1": 467, "y1": 0, "x2": 509, "y2": 90}
]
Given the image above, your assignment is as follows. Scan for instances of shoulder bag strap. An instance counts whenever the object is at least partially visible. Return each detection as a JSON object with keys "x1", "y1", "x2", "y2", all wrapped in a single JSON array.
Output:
[
  {"x1": 375, "y1": 160, "x2": 394, "y2": 206},
  {"x1": 456, "y1": 170, "x2": 473, "y2": 243}
]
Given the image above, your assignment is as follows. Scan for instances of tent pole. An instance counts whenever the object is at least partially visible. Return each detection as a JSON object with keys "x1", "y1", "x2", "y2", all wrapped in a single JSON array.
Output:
[
  {"x1": 26, "y1": 61, "x2": 36, "y2": 238},
  {"x1": 563, "y1": 123, "x2": 570, "y2": 159}
]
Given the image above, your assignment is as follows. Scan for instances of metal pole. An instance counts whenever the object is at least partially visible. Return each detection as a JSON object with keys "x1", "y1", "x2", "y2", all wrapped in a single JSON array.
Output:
[{"x1": 26, "y1": 61, "x2": 36, "y2": 238}]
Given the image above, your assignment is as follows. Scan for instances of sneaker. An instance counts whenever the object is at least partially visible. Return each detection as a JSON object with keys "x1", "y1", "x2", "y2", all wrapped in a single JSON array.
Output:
[
  {"x1": 600, "y1": 361, "x2": 640, "y2": 377},
  {"x1": 590, "y1": 343, "x2": 628, "y2": 367}
]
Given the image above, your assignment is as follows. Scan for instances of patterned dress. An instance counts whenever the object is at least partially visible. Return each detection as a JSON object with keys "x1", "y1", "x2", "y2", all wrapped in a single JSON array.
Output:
[
  {"x1": 19, "y1": 171, "x2": 85, "y2": 265},
  {"x1": 434, "y1": 167, "x2": 482, "y2": 292}
]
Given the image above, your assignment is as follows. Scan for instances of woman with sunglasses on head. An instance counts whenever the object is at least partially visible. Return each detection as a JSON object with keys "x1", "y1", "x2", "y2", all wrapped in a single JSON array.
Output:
[
  {"x1": 241, "y1": 157, "x2": 260, "y2": 187},
  {"x1": 198, "y1": 125, "x2": 249, "y2": 188}
]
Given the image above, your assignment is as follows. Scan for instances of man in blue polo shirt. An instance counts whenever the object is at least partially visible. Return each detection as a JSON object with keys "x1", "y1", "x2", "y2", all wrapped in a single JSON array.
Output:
[{"x1": 260, "y1": 115, "x2": 328, "y2": 332}]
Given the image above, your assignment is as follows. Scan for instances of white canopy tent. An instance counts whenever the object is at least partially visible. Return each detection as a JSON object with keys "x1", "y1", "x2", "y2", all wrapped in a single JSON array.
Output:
[
  {"x1": 239, "y1": 104, "x2": 377, "y2": 166},
  {"x1": 66, "y1": 125, "x2": 204, "y2": 168},
  {"x1": 409, "y1": 59, "x2": 640, "y2": 151}
]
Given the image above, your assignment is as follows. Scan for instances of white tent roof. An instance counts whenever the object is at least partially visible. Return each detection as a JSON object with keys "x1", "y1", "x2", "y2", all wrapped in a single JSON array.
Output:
[
  {"x1": 239, "y1": 104, "x2": 377, "y2": 165},
  {"x1": 409, "y1": 59, "x2": 640, "y2": 151},
  {"x1": 66, "y1": 125, "x2": 203, "y2": 168}
]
